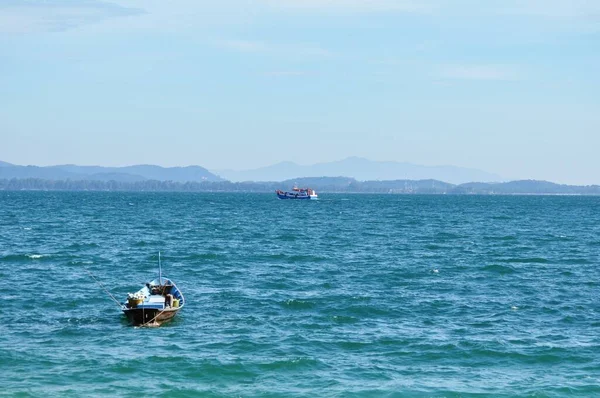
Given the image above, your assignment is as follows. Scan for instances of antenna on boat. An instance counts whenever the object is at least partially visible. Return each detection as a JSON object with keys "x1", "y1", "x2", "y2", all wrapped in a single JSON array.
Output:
[{"x1": 158, "y1": 251, "x2": 162, "y2": 285}]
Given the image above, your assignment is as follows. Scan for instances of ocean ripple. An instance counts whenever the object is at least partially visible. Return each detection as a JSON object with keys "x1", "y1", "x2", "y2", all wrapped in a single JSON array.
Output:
[{"x1": 1, "y1": 192, "x2": 600, "y2": 396}]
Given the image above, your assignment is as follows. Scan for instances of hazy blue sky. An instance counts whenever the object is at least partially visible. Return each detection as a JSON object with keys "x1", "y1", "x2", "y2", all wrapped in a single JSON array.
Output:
[{"x1": 1, "y1": 0, "x2": 598, "y2": 184}]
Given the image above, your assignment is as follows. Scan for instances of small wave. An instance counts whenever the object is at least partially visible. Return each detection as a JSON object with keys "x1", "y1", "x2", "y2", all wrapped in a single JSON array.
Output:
[
  {"x1": 109, "y1": 363, "x2": 138, "y2": 375},
  {"x1": 261, "y1": 280, "x2": 294, "y2": 290},
  {"x1": 347, "y1": 305, "x2": 391, "y2": 317},
  {"x1": 185, "y1": 253, "x2": 227, "y2": 261},
  {"x1": 63, "y1": 316, "x2": 104, "y2": 326},
  {"x1": 331, "y1": 315, "x2": 359, "y2": 324},
  {"x1": 337, "y1": 341, "x2": 371, "y2": 350},
  {"x1": 434, "y1": 232, "x2": 462, "y2": 240},
  {"x1": 258, "y1": 357, "x2": 321, "y2": 371},
  {"x1": 69, "y1": 260, "x2": 94, "y2": 266},
  {"x1": 484, "y1": 235, "x2": 517, "y2": 241},
  {"x1": 482, "y1": 264, "x2": 516, "y2": 275},
  {"x1": 282, "y1": 299, "x2": 315, "y2": 310},
  {"x1": 287, "y1": 254, "x2": 328, "y2": 263},
  {"x1": 250, "y1": 253, "x2": 328, "y2": 263},
  {"x1": 560, "y1": 258, "x2": 591, "y2": 265},
  {"x1": 277, "y1": 234, "x2": 299, "y2": 242},
  {"x1": 66, "y1": 243, "x2": 99, "y2": 250},
  {"x1": 501, "y1": 257, "x2": 549, "y2": 264},
  {"x1": 1, "y1": 253, "x2": 54, "y2": 262}
]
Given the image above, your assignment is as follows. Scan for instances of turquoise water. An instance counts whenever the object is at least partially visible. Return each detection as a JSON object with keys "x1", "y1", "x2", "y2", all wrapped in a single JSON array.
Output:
[{"x1": 1, "y1": 192, "x2": 600, "y2": 397}]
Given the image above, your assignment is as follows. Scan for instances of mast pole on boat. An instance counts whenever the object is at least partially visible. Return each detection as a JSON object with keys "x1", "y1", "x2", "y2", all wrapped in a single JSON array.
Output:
[{"x1": 158, "y1": 251, "x2": 162, "y2": 285}]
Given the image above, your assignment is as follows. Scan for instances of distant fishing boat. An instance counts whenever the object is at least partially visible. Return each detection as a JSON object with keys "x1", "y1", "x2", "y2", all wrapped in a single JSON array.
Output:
[
  {"x1": 122, "y1": 253, "x2": 185, "y2": 327},
  {"x1": 276, "y1": 187, "x2": 318, "y2": 200}
]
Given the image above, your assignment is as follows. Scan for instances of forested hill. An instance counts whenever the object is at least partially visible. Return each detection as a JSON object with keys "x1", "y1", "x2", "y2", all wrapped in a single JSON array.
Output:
[
  {"x1": 0, "y1": 162, "x2": 223, "y2": 182},
  {"x1": 1, "y1": 177, "x2": 599, "y2": 195}
]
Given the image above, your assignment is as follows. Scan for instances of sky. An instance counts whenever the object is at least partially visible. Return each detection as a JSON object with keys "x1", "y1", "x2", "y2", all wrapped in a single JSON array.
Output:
[{"x1": 1, "y1": 0, "x2": 599, "y2": 184}]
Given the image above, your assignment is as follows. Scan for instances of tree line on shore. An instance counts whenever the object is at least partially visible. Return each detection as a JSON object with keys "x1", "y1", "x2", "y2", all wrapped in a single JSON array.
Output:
[{"x1": 2, "y1": 177, "x2": 600, "y2": 195}]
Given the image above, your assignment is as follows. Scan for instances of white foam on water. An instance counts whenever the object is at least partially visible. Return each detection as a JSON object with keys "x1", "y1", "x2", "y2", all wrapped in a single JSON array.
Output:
[
  {"x1": 23, "y1": 227, "x2": 32, "y2": 230},
  {"x1": 71, "y1": 260, "x2": 93, "y2": 265},
  {"x1": 28, "y1": 254, "x2": 44, "y2": 259}
]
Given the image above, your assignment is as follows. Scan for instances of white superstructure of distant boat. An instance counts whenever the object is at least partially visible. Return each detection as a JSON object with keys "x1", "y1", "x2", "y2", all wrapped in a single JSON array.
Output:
[{"x1": 276, "y1": 187, "x2": 318, "y2": 200}]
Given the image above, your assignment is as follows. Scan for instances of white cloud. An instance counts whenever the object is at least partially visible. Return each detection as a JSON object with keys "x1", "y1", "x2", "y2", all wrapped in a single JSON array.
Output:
[
  {"x1": 215, "y1": 39, "x2": 332, "y2": 57},
  {"x1": 260, "y1": 0, "x2": 432, "y2": 13},
  {"x1": 492, "y1": 0, "x2": 600, "y2": 18},
  {"x1": 261, "y1": 0, "x2": 600, "y2": 20},
  {"x1": 438, "y1": 65, "x2": 520, "y2": 81},
  {"x1": 0, "y1": 0, "x2": 143, "y2": 33},
  {"x1": 428, "y1": 0, "x2": 600, "y2": 20},
  {"x1": 217, "y1": 39, "x2": 269, "y2": 53},
  {"x1": 265, "y1": 71, "x2": 310, "y2": 76},
  {"x1": 260, "y1": 0, "x2": 600, "y2": 19}
]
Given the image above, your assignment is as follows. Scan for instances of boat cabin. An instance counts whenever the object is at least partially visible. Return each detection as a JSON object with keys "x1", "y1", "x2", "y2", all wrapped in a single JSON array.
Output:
[{"x1": 126, "y1": 278, "x2": 184, "y2": 310}]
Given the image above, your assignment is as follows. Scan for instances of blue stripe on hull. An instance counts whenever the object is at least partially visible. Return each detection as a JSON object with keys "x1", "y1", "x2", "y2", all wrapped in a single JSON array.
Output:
[{"x1": 277, "y1": 194, "x2": 311, "y2": 199}]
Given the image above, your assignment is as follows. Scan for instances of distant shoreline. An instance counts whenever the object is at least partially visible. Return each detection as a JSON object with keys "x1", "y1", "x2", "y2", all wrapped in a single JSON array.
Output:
[
  {"x1": 1, "y1": 178, "x2": 599, "y2": 196},
  {"x1": 2, "y1": 191, "x2": 598, "y2": 197}
]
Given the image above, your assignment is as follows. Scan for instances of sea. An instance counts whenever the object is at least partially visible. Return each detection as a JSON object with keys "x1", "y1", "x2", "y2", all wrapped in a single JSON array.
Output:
[{"x1": 1, "y1": 192, "x2": 599, "y2": 397}]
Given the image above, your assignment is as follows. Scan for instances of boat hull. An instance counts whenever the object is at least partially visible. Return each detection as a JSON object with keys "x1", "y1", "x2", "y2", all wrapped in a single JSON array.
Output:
[
  {"x1": 123, "y1": 307, "x2": 180, "y2": 326},
  {"x1": 122, "y1": 277, "x2": 185, "y2": 327},
  {"x1": 277, "y1": 192, "x2": 318, "y2": 200}
]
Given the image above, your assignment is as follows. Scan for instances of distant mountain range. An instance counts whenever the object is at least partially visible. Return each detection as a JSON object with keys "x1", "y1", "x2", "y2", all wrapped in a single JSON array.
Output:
[
  {"x1": 2, "y1": 159, "x2": 598, "y2": 195},
  {"x1": 213, "y1": 157, "x2": 503, "y2": 184},
  {"x1": 0, "y1": 161, "x2": 224, "y2": 182}
]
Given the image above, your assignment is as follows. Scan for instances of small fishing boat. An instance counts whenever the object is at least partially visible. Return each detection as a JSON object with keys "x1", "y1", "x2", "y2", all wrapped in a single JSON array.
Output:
[
  {"x1": 276, "y1": 187, "x2": 318, "y2": 200},
  {"x1": 122, "y1": 277, "x2": 185, "y2": 327},
  {"x1": 122, "y1": 253, "x2": 185, "y2": 327}
]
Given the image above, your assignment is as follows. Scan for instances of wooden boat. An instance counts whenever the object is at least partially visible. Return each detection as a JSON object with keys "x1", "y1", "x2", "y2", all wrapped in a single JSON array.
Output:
[
  {"x1": 276, "y1": 187, "x2": 318, "y2": 200},
  {"x1": 122, "y1": 277, "x2": 185, "y2": 327}
]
